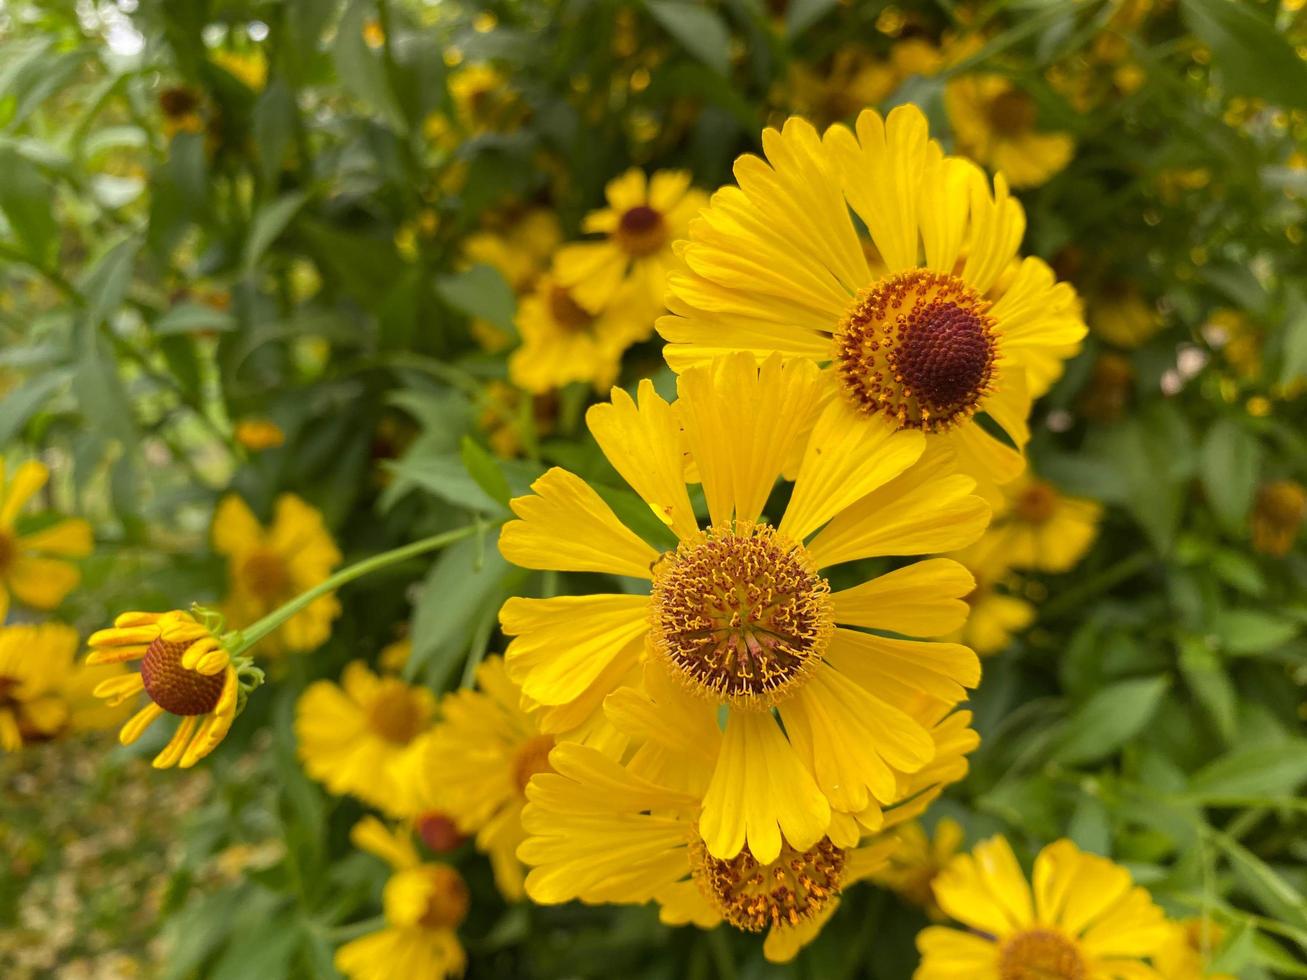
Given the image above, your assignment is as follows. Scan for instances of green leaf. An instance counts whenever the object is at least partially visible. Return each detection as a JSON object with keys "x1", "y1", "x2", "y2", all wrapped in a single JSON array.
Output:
[
  {"x1": 1200, "y1": 418, "x2": 1261, "y2": 534},
  {"x1": 1051, "y1": 676, "x2": 1170, "y2": 766},
  {"x1": 1208, "y1": 830, "x2": 1307, "y2": 928},
  {"x1": 785, "y1": 0, "x2": 839, "y2": 38},
  {"x1": 646, "y1": 1, "x2": 731, "y2": 76},
  {"x1": 1188, "y1": 740, "x2": 1307, "y2": 800},
  {"x1": 244, "y1": 191, "x2": 308, "y2": 275},
  {"x1": 0, "y1": 369, "x2": 69, "y2": 444},
  {"x1": 1211, "y1": 609, "x2": 1300, "y2": 655},
  {"x1": 1180, "y1": 0, "x2": 1307, "y2": 110},
  {"x1": 0, "y1": 147, "x2": 57, "y2": 263},
  {"x1": 385, "y1": 453, "x2": 501, "y2": 513},
  {"x1": 1278, "y1": 297, "x2": 1307, "y2": 388},
  {"x1": 253, "y1": 79, "x2": 297, "y2": 185},
  {"x1": 153, "y1": 302, "x2": 238, "y2": 335},
  {"x1": 74, "y1": 321, "x2": 137, "y2": 450},
  {"x1": 334, "y1": 0, "x2": 407, "y2": 129},
  {"x1": 461, "y1": 436, "x2": 512, "y2": 510},
  {"x1": 77, "y1": 235, "x2": 140, "y2": 326},
  {"x1": 435, "y1": 264, "x2": 517, "y2": 336},
  {"x1": 1177, "y1": 636, "x2": 1237, "y2": 744}
]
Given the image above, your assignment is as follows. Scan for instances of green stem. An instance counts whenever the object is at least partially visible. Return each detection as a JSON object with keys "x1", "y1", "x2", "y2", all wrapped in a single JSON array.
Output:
[{"x1": 233, "y1": 521, "x2": 497, "y2": 653}]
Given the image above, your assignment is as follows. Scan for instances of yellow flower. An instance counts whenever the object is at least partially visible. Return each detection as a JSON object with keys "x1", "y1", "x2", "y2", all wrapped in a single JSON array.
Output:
[
  {"x1": 986, "y1": 474, "x2": 1102, "y2": 574},
  {"x1": 0, "y1": 623, "x2": 78, "y2": 750},
  {"x1": 213, "y1": 493, "x2": 342, "y2": 654},
  {"x1": 508, "y1": 275, "x2": 657, "y2": 394},
  {"x1": 1080, "y1": 353, "x2": 1135, "y2": 423},
  {"x1": 869, "y1": 818, "x2": 966, "y2": 920},
  {"x1": 213, "y1": 49, "x2": 267, "y2": 91},
  {"x1": 477, "y1": 380, "x2": 556, "y2": 459},
  {"x1": 658, "y1": 107, "x2": 1086, "y2": 495},
  {"x1": 295, "y1": 661, "x2": 434, "y2": 815},
  {"x1": 412, "y1": 656, "x2": 552, "y2": 900},
  {"x1": 500, "y1": 352, "x2": 990, "y2": 863},
  {"x1": 86, "y1": 611, "x2": 242, "y2": 769},
  {"x1": 336, "y1": 819, "x2": 467, "y2": 980},
  {"x1": 158, "y1": 85, "x2": 205, "y2": 138},
  {"x1": 0, "y1": 458, "x2": 93, "y2": 621},
  {"x1": 787, "y1": 46, "x2": 899, "y2": 127},
  {"x1": 948, "y1": 532, "x2": 1036, "y2": 655},
  {"x1": 233, "y1": 418, "x2": 285, "y2": 451},
  {"x1": 463, "y1": 208, "x2": 562, "y2": 295},
  {"x1": 1205, "y1": 309, "x2": 1262, "y2": 381},
  {"x1": 1090, "y1": 284, "x2": 1162, "y2": 349},
  {"x1": 379, "y1": 635, "x2": 413, "y2": 672},
  {"x1": 1154, "y1": 918, "x2": 1236, "y2": 980},
  {"x1": 915, "y1": 836, "x2": 1170, "y2": 980},
  {"x1": 553, "y1": 168, "x2": 708, "y2": 313},
  {"x1": 945, "y1": 75, "x2": 1075, "y2": 188},
  {"x1": 425, "y1": 63, "x2": 521, "y2": 146},
  {"x1": 521, "y1": 702, "x2": 977, "y2": 963},
  {"x1": 1252, "y1": 480, "x2": 1306, "y2": 557}
]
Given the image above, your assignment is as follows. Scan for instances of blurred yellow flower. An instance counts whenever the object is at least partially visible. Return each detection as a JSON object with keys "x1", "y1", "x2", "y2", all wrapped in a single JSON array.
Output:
[
  {"x1": 553, "y1": 168, "x2": 707, "y2": 312},
  {"x1": 0, "y1": 457, "x2": 93, "y2": 621},
  {"x1": 987, "y1": 474, "x2": 1102, "y2": 574},
  {"x1": 213, "y1": 49, "x2": 268, "y2": 91},
  {"x1": 1090, "y1": 284, "x2": 1162, "y2": 348},
  {"x1": 869, "y1": 818, "x2": 965, "y2": 920},
  {"x1": 158, "y1": 85, "x2": 205, "y2": 138},
  {"x1": 413, "y1": 656, "x2": 552, "y2": 900},
  {"x1": 916, "y1": 836, "x2": 1170, "y2": 979},
  {"x1": 0, "y1": 623, "x2": 82, "y2": 750},
  {"x1": 295, "y1": 661, "x2": 434, "y2": 814},
  {"x1": 1206, "y1": 309, "x2": 1262, "y2": 381},
  {"x1": 425, "y1": 63, "x2": 522, "y2": 146},
  {"x1": 1252, "y1": 480, "x2": 1306, "y2": 557},
  {"x1": 477, "y1": 380, "x2": 556, "y2": 459},
  {"x1": 1080, "y1": 352, "x2": 1135, "y2": 422},
  {"x1": 336, "y1": 818, "x2": 468, "y2": 980},
  {"x1": 946, "y1": 75, "x2": 1074, "y2": 188},
  {"x1": 233, "y1": 418, "x2": 285, "y2": 451},
  {"x1": 86, "y1": 611, "x2": 240, "y2": 769},
  {"x1": 788, "y1": 46, "x2": 898, "y2": 127},
  {"x1": 946, "y1": 532, "x2": 1035, "y2": 655},
  {"x1": 214, "y1": 493, "x2": 342, "y2": 654},
  {"x1": 463, "y1": 208, "x2": 562, "y2": 295},
  {"x1": 1155, "y1": 918, "x2": 1236, "y2": 980}
]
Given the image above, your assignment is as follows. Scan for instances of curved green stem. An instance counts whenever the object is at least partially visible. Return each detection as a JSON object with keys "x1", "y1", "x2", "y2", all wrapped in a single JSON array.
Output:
[{"x1": 232, "y1": 521, "x2": 499, "y2": 653}]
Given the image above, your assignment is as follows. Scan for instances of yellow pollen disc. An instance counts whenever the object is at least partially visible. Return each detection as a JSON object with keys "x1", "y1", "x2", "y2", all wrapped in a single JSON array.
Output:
[
  {"x1": 548, "y1": 285, "x2": 595, "y2": 332},
  {"x1": 141, "y1": 638, "x2": 225, "y2": 716},
  {"x1": 419, "y1": 865, "x2": 471, "y2": 930},
  {"x1": 241, "y1": 548, "x2": 290, "y2": 600},
  {"x1": 1014, "y1": 481, "x2": 1058, "y2": 524},
  {"x1": 615, "y1": 204, "x2": 668, "y2": 257},
  {"x1": 998, "y1": 928, "x2": 1088, "y2": 980},
  {"x1": 988, "y1": 89, "x2": 1038, "y2": 137},
  {"x1": 649, "y1": 523, "x2": 833, "y2": 709},
  {"x1": 689, "y1": 834, "x2": 846, "y2": 933},
  {"x1": 835, "y1": 269, "x2": 999, "y2": 433},
  {"x1": 366, "y1": 686, "x2": 426, "y2": 745},
  {"x1": 511, "y1": 733, "x2": 556, "y2": 795}
]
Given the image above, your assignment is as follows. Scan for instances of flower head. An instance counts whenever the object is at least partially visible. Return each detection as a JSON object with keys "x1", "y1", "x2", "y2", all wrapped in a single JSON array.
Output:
[
  {"x1": 86, "y1": 610, "x2": 249, "y2": 769},
  {"x1": 0, "y1": 457, "x2": 93, "y2": 621},
  {"x1": 945, "y1": 75, "x2": 1075, "y2": 188},
  {"x1": 1154, "y1": 918, "x2": 1236, "y2": 980},
  {"x1": 658, "y1": 106, "x2": 1085, "y2": 494},
  {"x1": 0, "y1": 623, "x2": 113, "y2": 750},
  {"x1": 986, "y1": 474, "x2": 1102, "y2": 574},
  {"x1": 1090, "y1": 284, "x2": 1162, "y2": 349},
  {"x1": 335, "y1": 818, "x2": 468, "y2": 980},
  {"x1": 915, "y1": 836, "x2": 1170, "y2": 980},
  {"x1": 553, "y1": 168, "x2": 708, "y2": 313},
  {"x1": 1252, "y1": 480, "x2": 1306, "y2": 557},
  {"x1": 295, "y1": 661, "x2": 434, "y2": 815},
  {"x1": 947, "y1": 531, "x2": 1037, "y2": 655},
  {"x1": 868, "y1": 818, "x2": 965, "y2": 920},
  {"x1": 214, "y1": 493, "x2": 342, "y2": 655},
  {"x1": 500, "y1": 352, "x2": 990, "y2": 862}
]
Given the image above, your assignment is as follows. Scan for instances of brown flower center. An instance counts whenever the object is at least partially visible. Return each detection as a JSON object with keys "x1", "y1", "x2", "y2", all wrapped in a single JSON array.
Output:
[
  {"x1": 159, "y1": 86, "x2": 201, "y2": 118},
  {"x1": 0, "y1": 529, "x2": 14, "y2": 573},
  {"x1": 241, "y1": 548, "x2": 290, "y2": 600},
  {"x1": 141, "y1": 638, "x2": 225, "y2": 716},
  {"x1": 690, "y1": 834, "x2": 846, "y2": 932},
  {"x1": 998, "y1": 928, "x2": 1087, "y2": 980},
  {"x1": 1014, "y1": 482, "x2": 1058, "y2": 524},
  {"x1": 836, "y1": 270, "x2": 998, "y2": 432},
  {"x1": 548, "y1": 285, "x2": 595, "y2": 332},
  {"x1": 615, "y1": 204, "x2": 668, "y2": 257},
  {"x1": 649, "y1": 523, "x2": 832, "y2": 709},
  {"x1": 988, "y1": 89, "x2": 1037, "y2": 137},
  {"x1": 512, "y1": 733, "x2": 556, "y2": 795},
  {"x1": 416, "y1": 812, "x2": 467, "y2": 852},
  {"x1": 366, "y1": 686, "x2": 426, "y2": 745},
  {"x1": 419, "y1": 865, "x2": 471, "y2": 930}
]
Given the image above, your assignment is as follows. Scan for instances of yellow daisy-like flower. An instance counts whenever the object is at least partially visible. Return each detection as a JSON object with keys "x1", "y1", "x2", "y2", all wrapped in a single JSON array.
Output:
[
  {"x1": 295, "y1": 661, "x2": 435, "y2": 815},
  {"x1": 869, "y1": 818, "x2": 965, "y2": 920},
  {"x1": 787, "y1": 46, "x2": 899, "y2": 128},
  {"x1": 0, "y1": 623, "x2": 80, "y2": 750},
  {"x1": 521, "y1": 701, "x2": 977, "y2": 963},
  {"x1": 0, "y1": 457, "x2": 93, "y2": 621},
  {"x1": 1154, "y1": 918, "x2": 1235, "y2": 980},
  {"x1": 463, "y1": 208, "x2": 562, "y2": 295},
  {"x1": 413, "y1": 656, "x2": 552, "y2": 900},
  {"x1": 948, "y1": 532, "x2": 1037, "y2": 656},
  {"x1": 86, "y1": 611, "x2": 241, "y2": 769},
  {"x1": 553, "y1": 168, "x2": 708, "y2": 313},
  {"x1": 508, "y1": 275, "x2": 658, "y2": 394},
  {"x1": 336, "y1": 818, "x2": 468, "y2": 980},
  {"x1": 658, "y1": 106, "x2": 1086, "y2": 495},
  {"x1": 214, "y1": 493, "x2": 342, "y2": 655},
  {"x1": 1090, "y1": 285, "x2": 1162, "y2": 349},
  {"x1": 945, "y1": 76, "x2": 1075, "y2": 189},
  {"x1": 234, "y1": 418, "x2": 285, "y2": 451},
  {"x1": 987, "y1": 474, "x2": 1102, "y2": 575},
  {"x1": 915, "y1": 836, "x2": 1170, "y2": 980},
  {"x1": 500, "y1": 352, "x2": 989, "y2": 863},
  {"x1": 1252, "y1": 479, "x2": 1306, "y2": 557}
]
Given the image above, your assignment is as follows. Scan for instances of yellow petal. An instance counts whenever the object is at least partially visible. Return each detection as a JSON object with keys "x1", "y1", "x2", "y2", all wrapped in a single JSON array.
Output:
[
  {"x1": 211, "y1": 493, "x2": 264, "y2": 556},
  {"x1": 6, "y1": 555, "x2": 80, "y2": 609},
  {"x1": 825, "y1": 628, "x2": 981, "y2": 706},
  {"x1": 92, "y1": 672, "x2": 144, "y2": 706},
  {"x1": 119, "y1": 703, "x2": 165, "y2": 745},
  {"x1": 152, "y1": 715, "x2": 199, "y2": 768},
  {"x1": 19, "y1": 518, "x2": 92, "y2": 557},
  {"x1": 830, "y1": 558, "x2": 974, "y2": 636},
  {"x1": 0, "y1": 459, "x2": 49, "y2": 527}
]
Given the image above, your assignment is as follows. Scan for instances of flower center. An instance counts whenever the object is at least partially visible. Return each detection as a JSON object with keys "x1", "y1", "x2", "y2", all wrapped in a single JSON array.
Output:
[
  {"x1": 988, "y1": 90, "x2": 1037, "y2": 137},
  {"x1": 835, "y1": 270, "x2": 998, "y2": 432},
  {"x1": 1014, "y1": 482, "x2": 1058, "y2": 524},
  {"x1": 241, "y1": 548, "x2": 290, "y2": 600},
  {"x1": 998, "y1": 928, "x2": 1088, "y2": 980},
  {"x1": 616, "y1": 204, "x2": 668, "y2": 257},
  {"x1": 141, "y1": 637, "x2": 225, "y2": 716},
  {"x1": 548, "y1": 285, "x2": 595, "y2": 333},
  {"x1": 689, "y1": 834, "x2": 846, "y2": 932},
  {"x1": 0, "y1": 529, "x2": 14, "y2": 573},
  {"x1": 1258, "y1": 481, "x2": 1307, "y2": 526},
  {"x1": 419, "y1": 865, "x2": 470, "y2": 930},
  {"x1": 511, "y1": 733, "x2": 556, "y2": 795},
  {"x1": 159, "y1": 86, "x2": 200, "y2": 118},
  {"x1": 649, "y1": 523, "x2": 833, "y2": 709},
  {"x1": 416, "y1": 811, "x2": 466, "y2": 852},
  {"x1": 366, "y1": 686, "x2": 426, "y2": 745}
]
